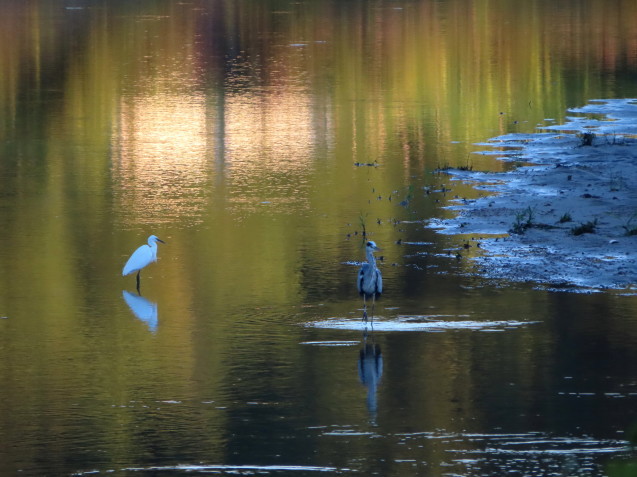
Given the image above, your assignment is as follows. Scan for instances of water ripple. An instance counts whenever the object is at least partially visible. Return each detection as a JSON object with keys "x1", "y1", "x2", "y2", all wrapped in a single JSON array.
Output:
[{"x1": 307, "y1": 315, "x2": 539, "y2": 332}]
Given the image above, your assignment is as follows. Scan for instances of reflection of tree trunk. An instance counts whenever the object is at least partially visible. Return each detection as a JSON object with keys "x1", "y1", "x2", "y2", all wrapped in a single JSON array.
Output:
[
  {"x1": 201, "y1": 0, "x2": 230, "y2": 185},
  {"x1": 210, "y1": 83, "x2": 226, "y2": 183}
]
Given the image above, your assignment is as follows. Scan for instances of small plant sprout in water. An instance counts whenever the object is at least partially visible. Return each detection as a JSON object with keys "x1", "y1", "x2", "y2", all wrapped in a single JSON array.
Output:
[
  {"x1": 577, "y1": 131, "x2": 596, "y2": 146},
  {"x1": 359, "y1": 212, "x2": 368, "y2": 237},
  {"x1": 571, "y1": 219, "x2": 598, "y2": 236},
  {"x1": 510, "y1": 206, "x2": 535, "y2": 234},
  {"x1": 622, "y1": 213, "x2": 637, "y2": 236},
  {"x1": 603, "y1": 132, "x2": 626, "y2": 146},
  {"x1": 435, "y1": 161, "x2": 473, "y2": 172},
  {"x1": 558, "y1": 212, "x2": 573, "y2": 223}
]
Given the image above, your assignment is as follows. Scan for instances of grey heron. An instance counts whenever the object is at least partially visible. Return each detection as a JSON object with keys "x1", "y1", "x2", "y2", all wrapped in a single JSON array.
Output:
[{"x1": 358, "y1": 241, "x2": 382, "y2": 320}]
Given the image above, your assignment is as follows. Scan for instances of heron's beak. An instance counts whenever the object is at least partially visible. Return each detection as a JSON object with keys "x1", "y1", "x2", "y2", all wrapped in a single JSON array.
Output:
[{"x1": 157, "y1": 238, "x2": 166, "y2": 244}]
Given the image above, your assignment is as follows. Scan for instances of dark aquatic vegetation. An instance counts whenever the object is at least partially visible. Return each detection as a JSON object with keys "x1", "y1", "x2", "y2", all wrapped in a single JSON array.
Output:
[
  {"x1": 577, "y1": 131, "x2": 597, "y2": 146},
  {"x1": 510, "y1": 206, "x2": 536, "y2": 234},
  {"x1": 571, "y1": 219, "x2": 597, "y2": 236},
  {"x1": 621, "y1": 213, "x2": 637, "y2": 236}
]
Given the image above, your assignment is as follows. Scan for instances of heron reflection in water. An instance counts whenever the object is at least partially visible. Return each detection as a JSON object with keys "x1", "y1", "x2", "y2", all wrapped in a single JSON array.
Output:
[
  {"x1": 358, "y1": 327, "x2": 383, "y2": 419},
  {"x1": 358, "y1": 241, "x2": 382, "y2": 321}
]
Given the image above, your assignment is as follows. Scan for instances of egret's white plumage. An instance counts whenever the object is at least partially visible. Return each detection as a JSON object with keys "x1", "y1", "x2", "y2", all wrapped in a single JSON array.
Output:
[
  {"x1": 122, "y1": 235, "x2": 165, "y2": 291},
  {"x1": 358, "y1": 241, "x2": 382, "y2": 320}
]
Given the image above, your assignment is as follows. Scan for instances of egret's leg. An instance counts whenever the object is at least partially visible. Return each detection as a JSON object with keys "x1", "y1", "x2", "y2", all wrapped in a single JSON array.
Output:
[{"x1": 136, "y1": 271, "x2": 141, "y2": 295}]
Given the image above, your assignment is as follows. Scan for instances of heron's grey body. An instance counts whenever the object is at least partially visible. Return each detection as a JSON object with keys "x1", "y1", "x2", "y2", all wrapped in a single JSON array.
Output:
[
  {"x1": 358, "y1": 241, "x2": 382, "y2": 298},
  {"x1": 358, "y1": 241, "x2": 382, "y2": 320},
  {"x1": 358, "y1": 263, "x2": 382, "y2": 298}
]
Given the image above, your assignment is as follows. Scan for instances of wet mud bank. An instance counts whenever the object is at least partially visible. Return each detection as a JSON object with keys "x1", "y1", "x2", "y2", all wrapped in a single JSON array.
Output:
[{"x1": 429, "y1": 99, "x2": 637, "y2": 292}]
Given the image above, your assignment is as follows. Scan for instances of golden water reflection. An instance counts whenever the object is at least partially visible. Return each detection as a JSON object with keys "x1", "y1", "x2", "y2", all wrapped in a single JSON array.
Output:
[
  {"x1": 112, "y1": 92, "x2": 211, "y2": 226},
  {"x1": 111, "y1": 85, "x2": 323, "y2": 223},
  {"x1": 223, "y1": 86, "x2": 321, "y2": 213}
]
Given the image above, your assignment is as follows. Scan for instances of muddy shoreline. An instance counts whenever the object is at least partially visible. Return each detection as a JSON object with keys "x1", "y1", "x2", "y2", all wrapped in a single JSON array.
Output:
[{"x1": 428, "y1": 99, "x2": 637, "y2": 292}]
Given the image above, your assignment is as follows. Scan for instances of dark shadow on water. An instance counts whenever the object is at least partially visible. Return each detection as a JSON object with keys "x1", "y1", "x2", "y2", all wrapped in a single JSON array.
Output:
[{"x1": 122, "y1": 290, "x2": 158, "y2": 333}]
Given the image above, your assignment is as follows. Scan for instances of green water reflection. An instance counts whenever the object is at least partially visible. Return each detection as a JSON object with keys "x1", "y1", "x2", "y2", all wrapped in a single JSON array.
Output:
[{"x1": 1, "y1": 0, "x2": 637, "y2": 475}]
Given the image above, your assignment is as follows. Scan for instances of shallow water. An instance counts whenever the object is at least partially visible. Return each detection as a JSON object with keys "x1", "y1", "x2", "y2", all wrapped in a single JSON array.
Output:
[{"x1": 1, "y1": 1, "x2": 637, "y2": 475}]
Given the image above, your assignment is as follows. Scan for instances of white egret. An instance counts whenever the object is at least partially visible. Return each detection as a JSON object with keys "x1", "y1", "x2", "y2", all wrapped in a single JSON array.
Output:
[
  {"x1": 122, "y1": 235, "x2": 165, "y2": 292},
  {"x1": 358, "y1": 241, "x2": 382, "y2": 320}
]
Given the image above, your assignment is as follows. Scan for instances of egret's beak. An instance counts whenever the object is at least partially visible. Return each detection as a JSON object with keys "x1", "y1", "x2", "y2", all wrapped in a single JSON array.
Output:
[{"x1": 157, "y1": 238, "x2": 166, "y2": 244}]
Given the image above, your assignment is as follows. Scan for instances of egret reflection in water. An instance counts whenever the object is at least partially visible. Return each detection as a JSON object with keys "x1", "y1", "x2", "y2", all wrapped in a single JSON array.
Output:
[{"x1": 122, "y1": 290, "x2": 158, "y2": 332}]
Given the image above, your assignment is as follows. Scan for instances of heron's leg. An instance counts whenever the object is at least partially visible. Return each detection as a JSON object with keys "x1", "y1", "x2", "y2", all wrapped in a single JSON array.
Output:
[
  {"x1": 136, "y1": 271, "x2": 141, "y2": 295},
  {"x1": 362, "y1": 294, "x2": 368, "y2": 322},
  {"x1": 370, "y1": 294, "x2": 376, "y2": 322}
]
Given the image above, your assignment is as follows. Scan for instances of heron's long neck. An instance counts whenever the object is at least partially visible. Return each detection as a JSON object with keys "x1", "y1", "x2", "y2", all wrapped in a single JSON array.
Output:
[{"x1": 366, "y1": 249, "x2": 376, "y2": 266}]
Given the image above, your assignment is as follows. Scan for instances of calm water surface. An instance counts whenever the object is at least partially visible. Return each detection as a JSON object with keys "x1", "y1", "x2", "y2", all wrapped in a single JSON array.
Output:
[{"x1": 1, "y1": 0, "x2": 637, "y2": 475}]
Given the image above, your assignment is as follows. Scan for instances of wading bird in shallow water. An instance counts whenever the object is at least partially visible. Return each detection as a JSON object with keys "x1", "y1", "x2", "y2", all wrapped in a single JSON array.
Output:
[
  {"x1": 122, "y1": 235, "x2": 165, "y2": 293},
  {"x1": 358, "y1": 241, "x2": 382, "y2": 321}
]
